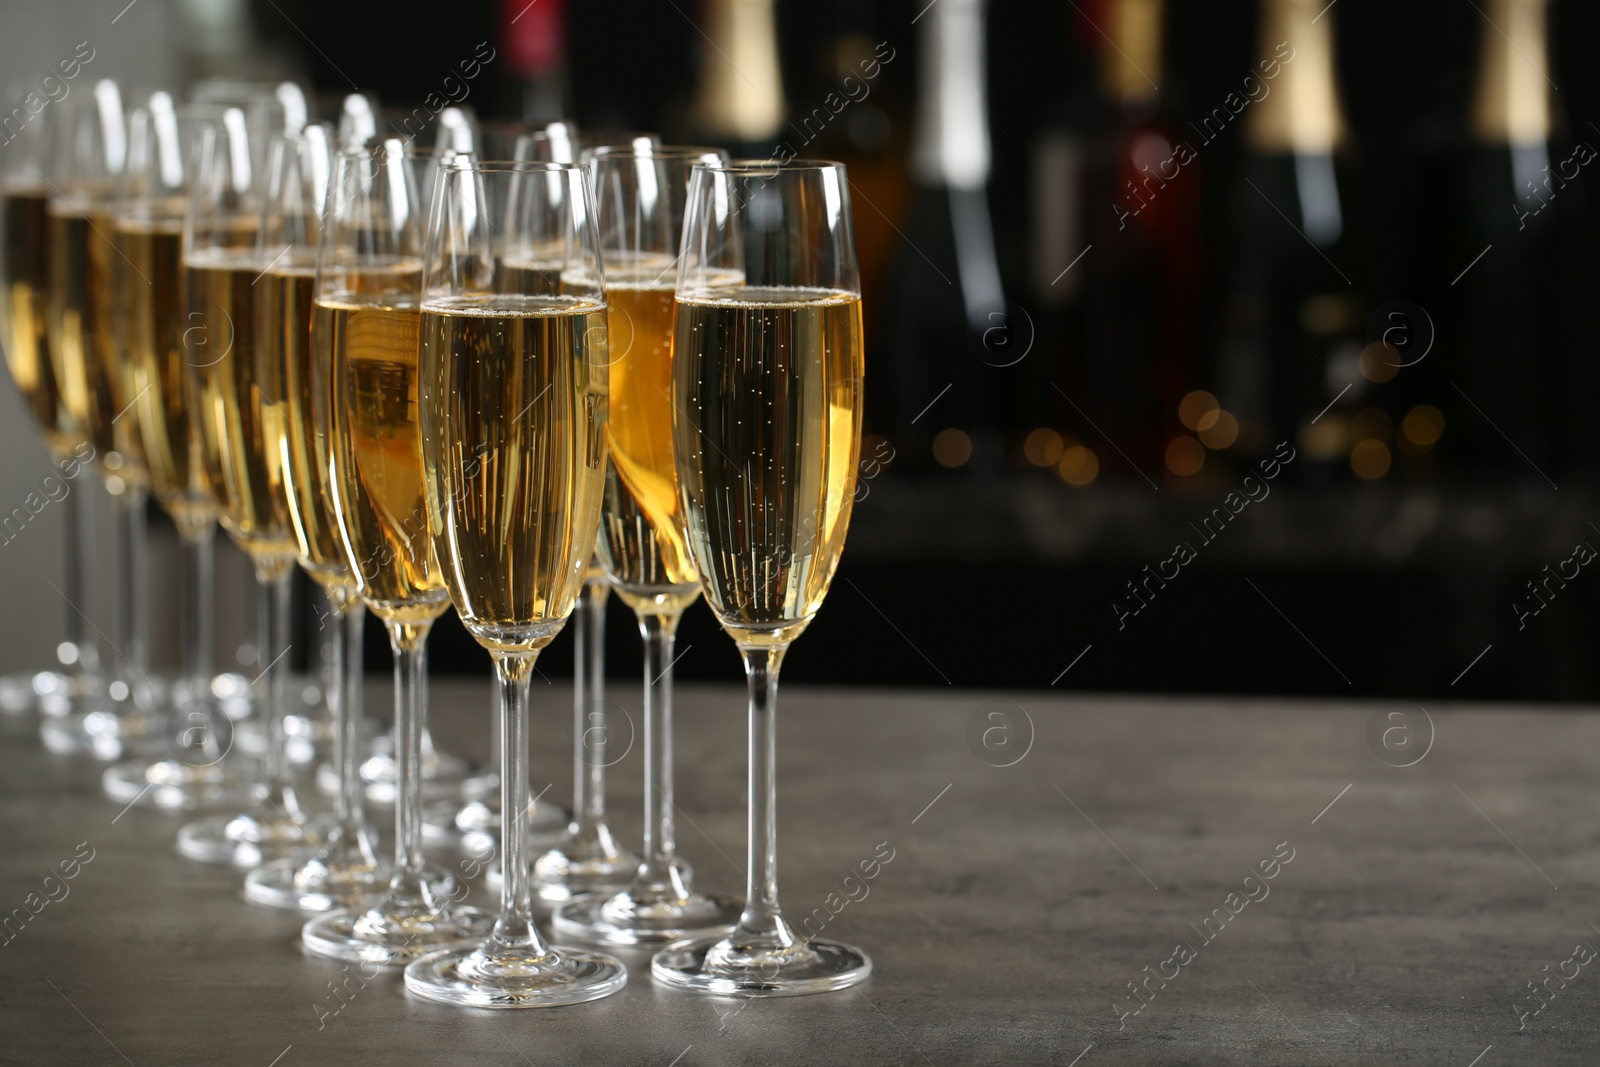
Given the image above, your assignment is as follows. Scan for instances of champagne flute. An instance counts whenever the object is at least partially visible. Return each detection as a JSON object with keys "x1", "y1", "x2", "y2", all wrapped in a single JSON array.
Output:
[
  {"x1": 404, "y1": 155, "x2": 625, "y2": 1008},
  {"x1": 39, "y1": 79, "x2": 166, "y2": 759},
  {"x1": 304, "y1": 141, "x2": 496, "y2": 809},
  {"x1": 462, "y1": 129, "x2": 643, "y2": 904},
  {"x1": 553, "y1": 144, "x2": 741, "y2": 947},
  {"x1": 301, "y1": 139, "x2": 491, "y2": 963},
  {"x1": 244, "y1": 125, "x2": 395, "y2": 910},
  {"x1": 651, "y1": 160, "x2": 871, "y2": 996},
  {"x1": 175, "y1": 110, "x2": 309, "y2": 866},
  {"x1": 102, "y1": 97, "x2": 252, "y2": 809},
  {"x1": 0, "y1": 79, "x2": 103, "y2": 718}
]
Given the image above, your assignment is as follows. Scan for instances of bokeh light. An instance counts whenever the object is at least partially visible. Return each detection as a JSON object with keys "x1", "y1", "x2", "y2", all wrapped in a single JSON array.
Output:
[
  {"x1": 933, "y1": 428, "x2": 972, "y2": 468},
  {"x1": 1058, "y1": 444, "x2": 1099, "y2": 486},
  {"x1": 1197, "y1": 410, "x2": 1239, "y2": 450},
  {"x1": 1359, "y1": 342, "x2": 1400, "y2": 383},
  {"x1": 1024, "y1": 427, "x2": 1065, "y2": 467},
  {"x1": 1350, "y1": 439, "x2": 1391, "y2": 480},
  {"x1": 1178, "y1": 390, "x2": 1219, "y2": 431},
  {"x1": 1164, "y1": 436, "x2": 1205, "y2": 476}
]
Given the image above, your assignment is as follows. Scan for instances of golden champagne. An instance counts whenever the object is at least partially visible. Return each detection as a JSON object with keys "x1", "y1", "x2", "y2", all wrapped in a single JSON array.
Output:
[
  {"x1": 115, "y1": 215, "x2": 215, "y2": 532},
  {"x1": 184, "y1": 250, "x2": 297, "y2": 562},
  {"x1": 264, "y1": 266, "x2": 352, "y2": 592},
  {"x1": 1, "y1": 186, "x2": 74, "y2": 454},
  {"x1": 323, "y1": 290, "x2": 450, "y2": 623},
  {"x1": 49, "y1": 201, "x2": 146, "y2": 480},
  {"x1": 419, "y1": 294, "x2": 609, "y2": 652},
  {"x1": 672, "y1": 287, "x2": 864, "y2": 647},
  {"x1": 598, "y1": 280, "x2": 699, "y2": 613}
]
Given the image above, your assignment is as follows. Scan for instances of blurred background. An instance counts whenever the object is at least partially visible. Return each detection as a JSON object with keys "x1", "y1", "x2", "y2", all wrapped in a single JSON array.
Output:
[{"x1": 1, "y1": 0, "x2": 1596, "y2": 702}]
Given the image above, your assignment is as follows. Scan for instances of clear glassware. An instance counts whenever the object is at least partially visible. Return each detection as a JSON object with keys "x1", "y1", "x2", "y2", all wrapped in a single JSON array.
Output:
[
  {"x1": 102, "y1": 97, "x2": 253, "y2": 811},
  {"x1": 404, "y1": 156, "x2": 626, "y2": 1007},
  {"x1": 0, "y1": 78, "x2": 105, "y2": 719},
  {"x1": 175, "y1": 108, "x2": 310, "y2": 866},
  {"x1": 243, "y1": 125, "x2": 399, "y2": 911},
  {"x1": 553, "y1": 145, "x2": 740, "y2": 947},
  {"x1": 301, "y1": 139, "x2": 491, "y2": 963},
  {"x1": 37, "y1": 80, "x2": 169, "y2": 760},
  {"x1": 650, "y1": 159, "x2": 872, "y2": 996},
  {"x1": 307, "y1": 139, "x2": 494, "y2": 808}
]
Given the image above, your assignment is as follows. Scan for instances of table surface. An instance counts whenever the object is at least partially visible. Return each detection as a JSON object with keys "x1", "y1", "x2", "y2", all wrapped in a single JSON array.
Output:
[{"x1": 1, "y1": 679, "x2": 1596, "y2": 1066}]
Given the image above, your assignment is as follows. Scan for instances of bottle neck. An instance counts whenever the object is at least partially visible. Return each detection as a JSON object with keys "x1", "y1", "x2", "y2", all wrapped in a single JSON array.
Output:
[
  {"x1": 1246, "y1": 0, "x2": 1346, "y2": 156},
  {"x1": 1101, "y1": 0, "x2": 1163, "y2": 115},
  {"x1": 694, "y1": 0, "x2": 786, "y2": 143},
  {"x1": 1471, "y1": 0, "x2": 1550, "y2": 147},
  {"x1": 912, "y1": 0, "x2": 990, "y2": 190}
]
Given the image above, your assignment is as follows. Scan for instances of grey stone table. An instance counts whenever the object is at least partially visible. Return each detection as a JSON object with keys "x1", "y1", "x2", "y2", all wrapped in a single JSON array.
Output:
[{"x1": 1, "y1": 680, "x2": 1597, "y2": 1066}]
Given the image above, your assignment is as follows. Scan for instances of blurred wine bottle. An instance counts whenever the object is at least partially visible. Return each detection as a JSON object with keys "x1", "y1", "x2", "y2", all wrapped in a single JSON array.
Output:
[
  {"x1": 1217, "y1": 0, "x2": 1367, "y2": 476},
  {"x1": 502, "y1": 0, "x2": 569, "y2": 123},
  {"x1": 1444, "y1": 0, "x2": 1587, "y2": 476},
  {"x1": 882, "y1": 0, "x2": 1012, "y2": 473},
  {"x1": 1080, "y1": 0, "x2": 1201, "y2": 477},
  {"x1": 687, "y1": 0, "x2": 786, "y2": 154},
  {"x1": 795, "y1": 1, "x2": 907, "y2": 409}
]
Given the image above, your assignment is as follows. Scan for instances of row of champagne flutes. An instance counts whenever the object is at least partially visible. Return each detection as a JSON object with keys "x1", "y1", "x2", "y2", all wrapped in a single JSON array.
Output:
[{"x1": 2, "y1": 77, "x2": 868, "y2": 1006}]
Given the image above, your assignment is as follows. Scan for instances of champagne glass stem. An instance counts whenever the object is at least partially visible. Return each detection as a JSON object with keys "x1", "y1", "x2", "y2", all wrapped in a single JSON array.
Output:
[
  {"x1": 491, "y1": 650, "x2": 553, "y2": 959},
  {"x1": 739, "y1": 645, "x2": 787, "y2": 938},
  {"x1": 639, "y1": 610, "x2": 683, "y2": 887},
  {"x1": 385, "y1": 620, "x2": 432, "y2": 900},
  {"x1": 325, "y1": 590, "x2": 374, "y2": 855},
  {"x1": 114, "y1": 484, "x2": 151, "y2": 686},
  {"x1": 179, "y1": 524, "x2": 215, "y2": 687},
  {"x1": 571, "y1": 578, "x2": 609, "y2": 836},
  {"x1": 257, "y1": 563, "x2": 298, "y2": 814},
  {"x1": 60, "y1": 457, "x2": 99, "y2": 675}
]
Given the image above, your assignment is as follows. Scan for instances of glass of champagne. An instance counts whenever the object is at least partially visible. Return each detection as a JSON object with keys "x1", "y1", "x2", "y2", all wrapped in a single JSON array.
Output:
[
  {"x1": 102, "y1": 97, "x2": 252, "y2": 810},
  {"x1": 0, "y1": 79, "x2": 104, "y2": 718},
  {"x1": 553, "y1": 144, "x2": 741, "y2": 947},
  {"x1": 404, "y1": 156, "x2": 626, "y2": 1007},
  {"x1": 175, "y1": 110, "x2": 310, "y2": 866},
  {"x1": 302, "y1": 139, "x2": 489, "y2": 963},
  {"x1": 304, "y1": 142, "x2": 495, "y2": 811},
  {"x1": 39, "y1": 79, "x2": 168, "y2": 759},
  {"x1": 244, "y1": 125, "x2": 392, "y2": 910},
  {"x1": 651, "y1": 160, "x2": 871, "y2": 996}
]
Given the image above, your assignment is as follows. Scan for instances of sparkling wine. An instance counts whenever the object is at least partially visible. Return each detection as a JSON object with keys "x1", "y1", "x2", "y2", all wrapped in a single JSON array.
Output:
[
  {"x1": 50, "y1": 201, "x2": 145, "y2": 478},
  {"x1": 323, "y1": 291, "x2": 450, "y2": 623},
  {"x1": 1, "y1": 186, "x2": 72, "y2": 454},
  {"x1": 184, "y1": 249, "x2": 297, "y2": 562},
  {"x1": 598, "y1": 279, "x2": 700, "y2": 612},
  {"x1": 672, "y1": 287, "x2": 863, "y2": 647},
  {"x1": 419, "y1": 294, "x2": 609, "y2": 651},
  {"x1": 115, "y1": 215, "x2": 214, "y2": 528},
  {"x1": 265, "y1": 266, "x2": 351, "y2": 591}
]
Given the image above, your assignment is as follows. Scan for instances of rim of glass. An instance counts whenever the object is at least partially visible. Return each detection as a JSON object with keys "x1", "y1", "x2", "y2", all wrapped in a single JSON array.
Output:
[
  {"x1": 692, "y1": 158, "x2": 847, "y2": 173},
  {"x1": 436, "y1": 157, "x2": 587, "y2": 173},
  {"x1": 586, "y1": 144, "x2": 723, "y2": 161}
]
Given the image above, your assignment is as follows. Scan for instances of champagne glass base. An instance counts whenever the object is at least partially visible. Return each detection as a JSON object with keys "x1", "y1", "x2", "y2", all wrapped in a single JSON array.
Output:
[
  {"x1": 176, "y1": 808, "x2": 310, "y2": 867},
  {"x1": 236, "y1": 714, "x2": 324, "y2": 765},
  {"x1": 41, "y1": 706, "x2": 164, "y2": 761},
  {"x1": 651, "y1": 934, "x2": 872, "y2": 997},
  {"x1": 523, "y1": 842, "x2": 648, "y2": 905},
  {"x1": 317, "y1": 749, "x2": 498, "y2": 804},
  {"x1": 244, "y1": 853, "x2": 448, "y2": 913},
  {"x1": 302, "y1": 901, "x2": 494, "y2": 967},
  {"x1": 0, "y1": 669, "x2": 73, "y2": 717},
  {"x1": 404, "y1": 944, "x2": 627, "y2": 1008},
  {"x1": 422, "y1": 795, "x2": 568, "y2": 853},
  {"x1": 553, "y1": 887, "x2": 741, "y2": 947},
  {"x1": 103, "y1": 757, "x2": 255, "y2": 811}
]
